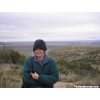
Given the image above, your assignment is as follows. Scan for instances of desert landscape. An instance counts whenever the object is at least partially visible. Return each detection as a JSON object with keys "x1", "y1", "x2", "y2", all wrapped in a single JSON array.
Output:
[{"x1": 0, "y1": 41, "x2": 100, "y2": 88}]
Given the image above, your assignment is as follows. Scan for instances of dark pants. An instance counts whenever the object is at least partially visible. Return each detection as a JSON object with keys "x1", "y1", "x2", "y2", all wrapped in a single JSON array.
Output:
[{"x1": 21, "y1": 79, "x2": 53, "y2": 88}]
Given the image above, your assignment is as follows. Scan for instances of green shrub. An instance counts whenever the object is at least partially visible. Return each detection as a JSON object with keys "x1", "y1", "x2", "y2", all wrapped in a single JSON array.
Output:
[{"x1": 0, "y1": 49, "x2": 26, "y2": 64}]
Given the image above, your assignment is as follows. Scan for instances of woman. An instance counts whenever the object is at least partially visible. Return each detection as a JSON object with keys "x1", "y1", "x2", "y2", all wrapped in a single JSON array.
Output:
[{"x1": 22, "y1": 39, "x2": 59, "y2": 88}]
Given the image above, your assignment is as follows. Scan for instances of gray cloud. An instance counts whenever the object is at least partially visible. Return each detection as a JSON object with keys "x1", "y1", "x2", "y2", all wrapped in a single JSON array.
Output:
[{"x1": 0, "y1": 12, "x2": 100, "y2": 42}]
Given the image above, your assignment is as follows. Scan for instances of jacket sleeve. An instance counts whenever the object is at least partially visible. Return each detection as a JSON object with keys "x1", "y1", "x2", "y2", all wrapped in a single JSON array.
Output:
[
  {"x1": 23, "y1": 57, "x2": 32, "y2": 81},
  {"x1": 22, "y1": 57, "x2": 41, "y2": 86},
  {"x1": 38, "y1": 58, "x2": 59, "y2": 85},
  {"x1": 23, "y1": 57, "x2": 35, "y2": 84}
]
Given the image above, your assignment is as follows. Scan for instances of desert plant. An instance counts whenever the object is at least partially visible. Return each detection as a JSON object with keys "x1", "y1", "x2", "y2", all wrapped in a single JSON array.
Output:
[{"x1": 0, "y1": 48, "x2": 26, "y2": 64}]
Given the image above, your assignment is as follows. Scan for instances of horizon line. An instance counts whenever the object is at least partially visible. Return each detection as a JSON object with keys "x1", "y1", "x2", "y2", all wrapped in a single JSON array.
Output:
[{"x1": 1, "y1": 39, "x2": 100, "y2": 43}]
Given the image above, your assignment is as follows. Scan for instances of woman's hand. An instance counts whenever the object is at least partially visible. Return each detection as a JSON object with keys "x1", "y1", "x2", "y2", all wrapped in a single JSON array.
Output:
[{"x1": 31, "y1": 72, "x2": 39, "y2": 80}]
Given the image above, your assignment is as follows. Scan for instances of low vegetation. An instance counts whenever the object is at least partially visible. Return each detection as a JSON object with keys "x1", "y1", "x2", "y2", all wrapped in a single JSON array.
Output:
[
  {"x1": 0, "y1": 64, "x2": 22, "y2": 88},
  {"x1": 0, "y1": 49, "x2": 26, "y2": 64},
  {"x1": 0, "y1": 43, "x2": 26, "y2": 88},
  {"x1": 48, "y1": 46, "x2": 100, "y2": 87},
  {"x1": 0, "y1": 43, "x2": 100, "y2": 88}
]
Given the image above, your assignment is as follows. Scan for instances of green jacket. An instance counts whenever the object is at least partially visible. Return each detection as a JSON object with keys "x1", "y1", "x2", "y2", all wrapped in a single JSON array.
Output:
[{"x1": 23, "y1": 55, "x2": 59, "y2": 88}]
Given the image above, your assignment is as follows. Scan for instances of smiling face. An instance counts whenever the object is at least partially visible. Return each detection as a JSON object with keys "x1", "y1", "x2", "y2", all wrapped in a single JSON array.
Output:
[{"x1": 34, "y1": 49, "x2": 45, "y2": 58}]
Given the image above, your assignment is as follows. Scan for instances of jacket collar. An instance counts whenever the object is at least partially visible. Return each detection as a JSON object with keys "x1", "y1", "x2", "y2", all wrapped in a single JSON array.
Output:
[{"x1": 34, "y1": 55, "x2": 49, "y2": 65}]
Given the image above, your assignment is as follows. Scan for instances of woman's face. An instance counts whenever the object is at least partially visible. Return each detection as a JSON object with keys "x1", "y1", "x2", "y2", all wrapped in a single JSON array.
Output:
[{"x1": 34, "y1": 49, "x2": 45, "y2": 57}]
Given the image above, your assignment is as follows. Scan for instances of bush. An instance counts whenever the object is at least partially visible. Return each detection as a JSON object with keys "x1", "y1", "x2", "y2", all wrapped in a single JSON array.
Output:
[
  {"x1": 9, "y1": 50, "x2": 26, "y2": 64},
  {"x1": 0, "y1": 49, "x2": 26, "y2": 64}
]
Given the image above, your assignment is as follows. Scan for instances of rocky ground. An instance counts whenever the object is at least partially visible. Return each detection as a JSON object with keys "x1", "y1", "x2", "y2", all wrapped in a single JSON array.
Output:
[{"x1": 54, "y1": 81, "x2": 74, "y2": 88}]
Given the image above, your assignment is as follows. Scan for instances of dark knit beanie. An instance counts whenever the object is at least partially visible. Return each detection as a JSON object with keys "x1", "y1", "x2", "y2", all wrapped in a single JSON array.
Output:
[{"x1": 33, "y1": 39, "x2": 47, "y2": 51}]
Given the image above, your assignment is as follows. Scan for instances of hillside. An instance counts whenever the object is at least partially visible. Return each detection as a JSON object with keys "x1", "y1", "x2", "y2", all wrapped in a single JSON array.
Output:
[
  {"x1": 48, "y1": 46, "x2": 100, "y2": 62},
  {"x1": 0, "y1": 43, "x2": 100, "y2": 88},
  {"x1": 48, "y1": 46, "x2": 100, "y2": 87}
]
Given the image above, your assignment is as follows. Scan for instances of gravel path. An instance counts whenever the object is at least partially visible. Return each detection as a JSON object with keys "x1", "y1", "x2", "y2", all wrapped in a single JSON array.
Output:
[{"x1": 54, "y1": 81, "x2": 74, "y2": 88}]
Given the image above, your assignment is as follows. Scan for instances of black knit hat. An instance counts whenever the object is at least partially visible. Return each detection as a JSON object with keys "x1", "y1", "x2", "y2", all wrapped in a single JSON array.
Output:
[{"x1": 33, "y1": 39, "x2": 47, "y2": 51}]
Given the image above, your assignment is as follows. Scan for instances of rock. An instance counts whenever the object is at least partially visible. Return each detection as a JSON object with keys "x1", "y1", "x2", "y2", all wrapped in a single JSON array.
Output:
[{"x1": 54, "y1": 81, "x2": 74, "y2": 88}]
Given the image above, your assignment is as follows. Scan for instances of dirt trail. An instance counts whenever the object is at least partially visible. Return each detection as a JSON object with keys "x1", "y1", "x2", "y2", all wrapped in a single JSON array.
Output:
[{"x1": 54, "y1": 81, "x2": 74, "y2": 88}]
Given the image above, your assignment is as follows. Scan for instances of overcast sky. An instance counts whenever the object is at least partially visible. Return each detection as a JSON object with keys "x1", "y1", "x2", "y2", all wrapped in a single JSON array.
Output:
[{"x1": 0, "y1": 12, "x2": 100, "y2": 42}]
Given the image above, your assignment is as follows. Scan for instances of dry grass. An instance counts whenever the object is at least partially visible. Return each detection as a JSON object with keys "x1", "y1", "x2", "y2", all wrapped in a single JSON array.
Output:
[
  {"x1": 0, "y1": 64, "x2": 22, "y2": 88},
  {"x1": 0, "y1": 63, "x2": 99, "y2": 88},
  {"x1": 54, "y1": 81, "x2": 74, "y2": 88}
]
